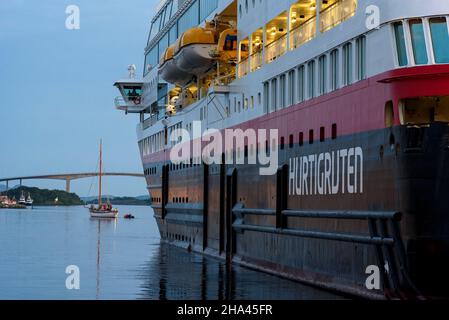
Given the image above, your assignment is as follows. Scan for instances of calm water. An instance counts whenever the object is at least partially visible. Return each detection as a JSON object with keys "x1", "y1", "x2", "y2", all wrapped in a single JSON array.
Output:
[{"x1": 0, "y1": 206, "x2": 344, "y2": 300}]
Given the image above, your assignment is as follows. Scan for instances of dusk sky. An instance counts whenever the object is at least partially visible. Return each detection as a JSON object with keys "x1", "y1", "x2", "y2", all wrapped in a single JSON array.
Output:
[{"x1": 0, "y1": 0, "x2": 159, "y2": 196}]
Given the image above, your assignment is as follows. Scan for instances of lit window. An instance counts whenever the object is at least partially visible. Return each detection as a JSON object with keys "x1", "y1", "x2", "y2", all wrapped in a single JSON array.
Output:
[
  {"x1": 409, "y1": 19, "x2": 428, "y2": 65},
  {"x1": 429, "y1": 18, "x2": 449, "y2": 64}
]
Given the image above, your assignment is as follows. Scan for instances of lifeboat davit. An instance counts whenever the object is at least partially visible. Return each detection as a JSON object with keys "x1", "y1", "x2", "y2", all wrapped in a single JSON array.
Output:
[
  {"x1": 173, "y1": 26, "x2": 217, "y2": 76},
  {"x1": 158, "y1": 43, "x2": 194, "y2": 86}
]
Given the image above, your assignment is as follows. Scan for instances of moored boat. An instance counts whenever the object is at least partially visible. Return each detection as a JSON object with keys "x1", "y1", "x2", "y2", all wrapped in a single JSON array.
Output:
[
  {"x1": 88, "y1": 140, "x2": 118, "y2": 219},
  {"x1": 114, "y1": 0, "x2": 449, "y2": 299}
]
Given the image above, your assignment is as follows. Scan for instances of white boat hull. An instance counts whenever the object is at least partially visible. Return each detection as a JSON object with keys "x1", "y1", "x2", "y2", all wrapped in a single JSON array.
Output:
[
  {"x1": 174, "y1": 44, "x2": 216, "y2": 76},
  {"x1": 159, "y1": 59, "x2": 193, "y2": 86},
  {"x1": 89, "y1": 210, "x2": 118, "y2": 218}
]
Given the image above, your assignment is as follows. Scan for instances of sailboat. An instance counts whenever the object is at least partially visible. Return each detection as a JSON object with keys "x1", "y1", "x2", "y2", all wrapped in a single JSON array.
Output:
[{"x1": 89, "y1": 140, "x2": 118, "y2": 218}]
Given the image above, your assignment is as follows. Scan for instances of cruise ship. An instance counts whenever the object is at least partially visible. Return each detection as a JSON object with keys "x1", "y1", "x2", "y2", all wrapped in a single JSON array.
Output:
[{"x1": 114, "y1": 0, "x2": 449, "y2": 299}]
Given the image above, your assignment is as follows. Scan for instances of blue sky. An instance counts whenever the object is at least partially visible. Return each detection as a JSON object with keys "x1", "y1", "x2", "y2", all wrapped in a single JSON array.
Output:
[{"x1": 0, "y1": 0, "x2": 159, "y2": 196}]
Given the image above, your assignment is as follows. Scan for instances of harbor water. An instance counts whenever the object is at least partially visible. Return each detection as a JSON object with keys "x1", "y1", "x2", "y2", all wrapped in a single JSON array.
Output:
[{"x1": 0, "y1": 206, "x2": 345, "y2": 299}]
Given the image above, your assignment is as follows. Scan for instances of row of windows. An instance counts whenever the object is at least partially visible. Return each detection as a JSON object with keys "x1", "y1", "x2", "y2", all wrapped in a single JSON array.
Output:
[
  {"x1": 151, "y1": 197, "x2": 161, "y2": 203},
  {"x1": 263, "y1": 35, "x2": 366, "y2": 113},
  {"x1": 139, "y1": 130, "x2": 165, "y2": 156},
  {"x1": 238, "y1": 0, "x2": 358, "y2": 76},
  {"x1": 143, "y1": 121, "x2": 337, "y2": 160},
  {"x1": 144, "y1": 167, "x2": 157, "y2": 176},
  {"x1": 172, "y1": 196, "x2": 189, "y2": 203},
  {"x1": 144, "y1": 0, "x2": 218, "y2": 76},
  {"x1": 394, "y1": 17, "x2": 449, "y2": 66},
  {"x1": 148, "y1": 0, "x2": 178, "y2": 44}
]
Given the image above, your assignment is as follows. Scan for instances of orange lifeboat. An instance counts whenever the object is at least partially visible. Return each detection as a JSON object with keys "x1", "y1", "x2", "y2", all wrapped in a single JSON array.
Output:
[
  {"x1": 158, "y1": 43, "x2": 194, "y2": 86},
  {"x1": 173, "y1": 26, "x2": 217, "y2": 76}
]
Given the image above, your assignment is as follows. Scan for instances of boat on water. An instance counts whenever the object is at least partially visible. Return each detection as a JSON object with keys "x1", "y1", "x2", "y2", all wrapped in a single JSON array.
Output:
[
  {"x1": 25, "y1": 193, "x2": 33, "y2": 206},
  {"x1": 18, "y1": 191, "x2": 26, "y2": 206},
  {"x1": 114, "y1": 0, "x2": 449, "y2": 299},
  {"x1": 88, "y1": 140, "x2": 118, "y2": 219}
]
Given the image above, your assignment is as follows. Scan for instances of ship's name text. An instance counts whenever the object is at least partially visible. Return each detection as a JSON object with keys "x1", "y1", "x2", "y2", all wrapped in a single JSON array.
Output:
[{"x1": 288, "y1": 147, "x2": 363, "y2": 196}]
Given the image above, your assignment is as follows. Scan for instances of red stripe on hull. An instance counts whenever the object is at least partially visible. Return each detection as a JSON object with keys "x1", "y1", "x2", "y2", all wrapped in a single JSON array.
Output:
[{"x1": 143, "y1": 64, "x2": 449, "y2": 165}]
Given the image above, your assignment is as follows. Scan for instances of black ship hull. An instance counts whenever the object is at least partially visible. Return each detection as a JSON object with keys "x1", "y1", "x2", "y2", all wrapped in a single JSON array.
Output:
[{"x1": 146, "y1": 123, "x2": 449, "y2": 299}]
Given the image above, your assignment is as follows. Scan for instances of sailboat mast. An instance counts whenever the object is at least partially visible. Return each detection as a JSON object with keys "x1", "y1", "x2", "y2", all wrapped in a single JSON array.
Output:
[{"x1": 99, "y1": 139, "x2": 102, "y2": 206}]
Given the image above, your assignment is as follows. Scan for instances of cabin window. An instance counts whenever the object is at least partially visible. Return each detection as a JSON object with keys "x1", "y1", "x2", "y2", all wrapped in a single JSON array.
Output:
[
  {"x1": 318, "y1": 55, "x2": 327, "y2": 95},
  {"x1": 280, "y1": 74, "x2": 287, "y2": 108},
  {"x1": 289, "y1": 134, "x2": 294, "y2": 148},
  {"x1": 332, "y1": 123, "x2": 337, "y2": 140},
  {"x1": 169, "y1": 24, "x2": 178, "y2": 44},
  {"x1": 429, "y1": 18, "x2": 449, "y2": 64},
  {"x1": 280, "y1": 137, "x2": 285, "y2": 150},
  {"x1": 158, "y1": 33, "x2": 169, "y2": 60},
  {"x1": 298, "y1": 132, "x2": 304, "y2": 146},
  {"x1": 263, "y1": 82, "x2": 269, "y2": 113},
  {"x1": 399, "y1": 96, "x2": 449, "y2": 124},
  {"x1": 144, "y1": 46, "x2": 158, "y2": 75},
  {"x1": 330, "y1": 49, "x2": 339, "y2": 91},
  {"x1": 178, "y1": 0, "x2": 199, "y2": 35},
  {"x1": 307, "y1": 60, "x2": 316, "y2": 99},
  {"x1": 385, "y1": 101, "x2": 394, "y2": 127},
  {"x1": 394, "y1": 22, "x2": 408, "y2": 66},
  {"x1": 309, "y1": 129, "x2": 314, "y2": 144},
  {"x1": 271, "y1": 78, "x2": 277, "y2": 112},
  {"x1": 356, "y1": 36, "x2": 366, "y2": 80},
  {"x1": 288, "y1": 69, "x2": 296, "y2": 106},
  {"x1": 342, "y1": 42, "x2": 353, "y2": 85},
  {"x1": 409, "y1": 19, "x2": 428, "y2": 65},
  {"x1": 320, "y1": 126, "x2": 325, "y2": 142},
  {"x1": 297, "y1": 65, "x2": 305, "y2": 102}
]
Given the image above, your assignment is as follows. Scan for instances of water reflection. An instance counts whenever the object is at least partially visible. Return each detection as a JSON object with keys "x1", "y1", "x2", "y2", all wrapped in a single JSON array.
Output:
[
  {"x1": 0, "y1": 206, "x2": 345, "y2": 300},
  {"x1": 138, "y1": 243, "x2": 345, "y2": 300}
]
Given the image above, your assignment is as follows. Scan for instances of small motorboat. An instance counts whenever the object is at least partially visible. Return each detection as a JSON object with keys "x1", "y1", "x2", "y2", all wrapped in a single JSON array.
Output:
[
  {"x1": 25, "y1": 193, "x2": 34, "y2": 206},
  {"x1": 18, "y1": 191, "x2": 26, "y2": 205},
  {"x1": 124, "y1": 214, "x2": 135, "y2": 219}
]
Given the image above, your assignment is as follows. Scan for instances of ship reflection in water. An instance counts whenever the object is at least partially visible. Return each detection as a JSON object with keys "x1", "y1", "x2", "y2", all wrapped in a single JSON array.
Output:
[
  {"x1": 139, "y1": 244, "x2": 345, "y2": 300},
  {"x1": 0, "y1": 206, "x2": 344, "y2": 300}
]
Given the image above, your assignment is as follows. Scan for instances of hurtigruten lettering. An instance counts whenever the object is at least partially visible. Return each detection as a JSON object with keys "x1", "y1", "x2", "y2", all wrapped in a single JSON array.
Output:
[{"x1": 288, "y1": 147, "x2": 363, "y2": 196}]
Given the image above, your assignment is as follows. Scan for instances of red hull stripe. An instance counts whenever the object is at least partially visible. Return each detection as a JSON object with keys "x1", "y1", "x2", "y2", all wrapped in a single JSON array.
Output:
[{"x1": 143, "y1": 65, "x2": 449, "y2": 164}]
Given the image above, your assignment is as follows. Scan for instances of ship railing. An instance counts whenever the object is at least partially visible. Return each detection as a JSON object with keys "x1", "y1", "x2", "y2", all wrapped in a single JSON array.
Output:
[
  {"x1": 320, "y1": 0, "x2": 357, "y2": 33},
  {"x1": 265, "y1": 33, "x2": 287, "y2": 63},
  {"x1": 238, "y1": 57, "x2": 249, "y2": 78},
  {"x1": 213, "y1": 71, "x2": 236, "y2": 86},
  {"x1": 290, "y1": 17, "x2": 316, "y2": 50},
  {"x1": 250, "y1": 50, "x2": 263, "y2": 72},
  {"x1": 226, "y1": 165, "x2": 419, "y2": 297}
]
